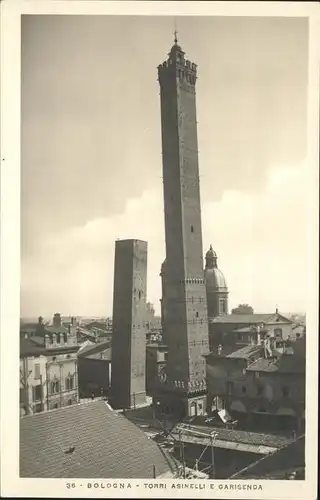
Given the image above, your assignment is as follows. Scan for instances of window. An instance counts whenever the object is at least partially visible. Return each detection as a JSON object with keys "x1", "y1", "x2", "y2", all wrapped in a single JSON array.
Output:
[
  {"x1": 33, "y1": 385, "x2": 42, "y2": 402},
  {"x1": 274, "y1": 328, "x2": 283, "y2": 338},
  {"x1": 191, "y1": 225, "x2": 194, "y2": 233},
  {"x1": 51, "y1": 380, "x2": 60, "y2": 394},
  {"x1": 65, "y1": 376, "x2": 74, "y2": 391},
  {"x1": 53, "y1": 403, "x2": 58, "y2": 409},
  {"x1": 66, "y1": 354, "x2": 71, "y2": 359},
  {"x1": 219, "y1": 299, "x2": 226, "y2": 314},
  {"x1": 34, "y1": 402, "x2": 43, "y2": 413},
  {"x1": 242, "y1": 385, "x2": 247, "y2": 394},
  {"x1": 138, "y1": 291, "x2": 141, "y2": 299},
  {"x1": 282, "y1": 386, "x2": 290, "y2": 398},
  {"x1": 52, "y1": 357, "x2": 56, "y2": 362},
  {"x1": 68, "y1": 399, "x2": 72, "y2": 406},
  {"x1": 34, "y1": 363, "x2": 40, "y2": 380},
  {"x1": 196, "y1": 312, "x2": 199, "y2": 318}
]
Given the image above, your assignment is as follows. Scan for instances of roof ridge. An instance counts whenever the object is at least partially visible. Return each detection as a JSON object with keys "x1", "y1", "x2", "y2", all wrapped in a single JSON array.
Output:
[{"x1": 21, "y1": 398, "x2": 105, "y2": 419}]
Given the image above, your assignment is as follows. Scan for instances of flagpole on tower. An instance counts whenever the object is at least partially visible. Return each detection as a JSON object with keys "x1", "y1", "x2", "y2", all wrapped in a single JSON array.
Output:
[{"x1": 174, "y1": 16, "x2": 178, "y2": 44}]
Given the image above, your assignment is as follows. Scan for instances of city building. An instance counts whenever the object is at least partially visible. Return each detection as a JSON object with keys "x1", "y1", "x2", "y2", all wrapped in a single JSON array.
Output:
[
  {"x1": 145, "y1": 302, "x2": 162, "y2": 331},
  {"x1": 20, "y1": 400, "x2": 177, "y2": 478},
  {"x1": 20, "y1": 339, "x2": 48, "y2": 416},
  {"x1": 208, "y1": 310, "x2": 294, "y2": 351},
  {"x1": 153, "y1": 35, "x2": 210, "y2": 418},
  {"x1": 146, "y1": 344, "x2": 168, "y2": 395},
  {"x1": 20, "y1": 314, "x2": 79, "y2": 415},
  {"x1": 111, "y1": 239, "x2": 148, "y2": 409},
  {"x1": 77, "y1": 340, "x2": 112, "y2": 398},
  {"x1": 206, "y1": 336, "x2": 305, "y2": 434},
  {"x1": 204, "y1": 245, "x2": 229, "y2": 318}
]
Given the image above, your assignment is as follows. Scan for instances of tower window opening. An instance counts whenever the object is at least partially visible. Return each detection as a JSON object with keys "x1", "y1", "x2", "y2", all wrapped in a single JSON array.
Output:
[
  {"x1": 138, "y1": 291, "x2": 141, "y2": 299},
  {"x1": 196, "y1": 312, "x2": 199, "y2": 318},
  {"x1": 191, "y1": 225, "x2": 194, "y2": 233}
]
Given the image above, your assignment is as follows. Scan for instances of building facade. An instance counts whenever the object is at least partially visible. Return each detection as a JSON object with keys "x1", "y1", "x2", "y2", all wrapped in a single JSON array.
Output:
[
  {"x1": 206, "y1": 337, "x2": 305, "y2": 434},
  {"x1": 111, "y1": 239, "x2": 148, "y2": 409},
  {"x1": 20, "y1": 314, "x2": 79, "y2": 415},
  {"x1": 146, "y1": 344, "x2": 168, "y2": 395},
  {"x1": 209, "y1": 311, "x2": 294, "y2": 351},
  {"x1": 154, "y1": 36, "x2": 210, "y2": 418},
  {"x1": 77, "y1": 340, "x2": 112, "y2": 398},
  {"x1": 20, "y1": 349, "x2": 48, "y2": 416}
]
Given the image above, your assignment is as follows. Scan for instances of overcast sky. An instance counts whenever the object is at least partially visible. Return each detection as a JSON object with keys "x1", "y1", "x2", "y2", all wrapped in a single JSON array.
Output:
[{"x1": 21, "y1": 15, "x2": 308, "y2": 318}]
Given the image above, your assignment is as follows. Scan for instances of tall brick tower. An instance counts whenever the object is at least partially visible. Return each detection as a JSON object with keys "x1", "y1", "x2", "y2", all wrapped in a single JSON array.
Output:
[
  {"x1": 155, "y1": 35, "x2": 210, "y2": 418},
  {"x1": 111, "y1": 239, "x2": 147, "y2": 410}
]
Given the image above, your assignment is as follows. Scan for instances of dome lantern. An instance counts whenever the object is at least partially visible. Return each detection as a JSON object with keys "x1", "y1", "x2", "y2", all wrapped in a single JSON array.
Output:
[{"x1": 205, "y1": 244, "x2": 217, "y2": 269}]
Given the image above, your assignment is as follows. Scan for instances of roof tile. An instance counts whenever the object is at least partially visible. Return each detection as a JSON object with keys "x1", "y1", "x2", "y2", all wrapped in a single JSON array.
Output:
[{"x1": 20, "y1": 400, "x2": 175, "y2": 478}]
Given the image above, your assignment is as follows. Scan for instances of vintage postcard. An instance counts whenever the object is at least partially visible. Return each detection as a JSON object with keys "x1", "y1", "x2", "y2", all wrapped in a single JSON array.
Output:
[{"x1": 0, "y1": 1, "x2": 319, "y2": 498}]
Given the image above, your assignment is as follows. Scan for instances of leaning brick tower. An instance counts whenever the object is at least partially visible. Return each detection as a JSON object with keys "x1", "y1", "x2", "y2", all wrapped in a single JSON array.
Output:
[{"x1": 155, "y1": 34, "x2": 210, "y2": 418}]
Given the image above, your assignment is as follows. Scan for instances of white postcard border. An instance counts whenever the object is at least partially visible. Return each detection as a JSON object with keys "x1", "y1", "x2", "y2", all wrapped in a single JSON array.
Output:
[{"x1": 1, "y1": 1, "x2": 319, "y2": 499}]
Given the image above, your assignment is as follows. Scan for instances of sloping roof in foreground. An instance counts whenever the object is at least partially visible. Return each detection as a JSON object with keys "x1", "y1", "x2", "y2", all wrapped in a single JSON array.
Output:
[
  {"x1": 229, "y1": 435, "x2": 305, "y2": 479},
  {"x1": 20, "y1": 400, "x2": 175, "y2": 479}
]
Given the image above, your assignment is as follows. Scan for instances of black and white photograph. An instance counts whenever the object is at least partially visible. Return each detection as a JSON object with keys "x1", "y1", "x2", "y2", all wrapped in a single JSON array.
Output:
[{"x1": 1, "y1": 1, "x2": 319, "y2": 499}]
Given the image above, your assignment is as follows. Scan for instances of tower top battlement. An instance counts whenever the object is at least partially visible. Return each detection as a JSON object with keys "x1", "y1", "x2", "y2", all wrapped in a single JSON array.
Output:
[{"x1": 157, "y1": 40, "x2": 197, "y2": 86}]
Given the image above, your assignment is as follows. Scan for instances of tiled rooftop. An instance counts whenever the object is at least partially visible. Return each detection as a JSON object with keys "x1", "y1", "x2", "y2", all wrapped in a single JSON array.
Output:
[
  {"x1": 247, "y1": 354, "x2": 305, "y2": 374},
  {"x1": 77, "y1": 340, "x2": 111, "y2": 359},
  {"x1": 44, "y1": 325, "x2": 69, "y2": 335},
  {"x1": 20, "y1": 400, "x2": 175, "y2": 478},
  {"x1": 226, "y1": 345, "x2": 262, "y2": 359},
  {"x1": 177, "y1": 424, "x2": 292, "y2": 449},
  {"x1": 210, "y1": 313, "x2": 291, "y2": 325},
  {"x1": 20, "y1": 338, "x2": 44, "y2": 357},
  {"x1": 230, "y1": 435, "x2": 305, "y2": 479}
]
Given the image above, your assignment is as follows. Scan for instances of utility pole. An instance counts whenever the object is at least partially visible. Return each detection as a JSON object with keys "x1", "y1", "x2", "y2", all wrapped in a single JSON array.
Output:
[
  {"x1": 178, "y1": 429, "x2": 186, "y2": 478},
  {"x1": 210, "y1": 431, "x2": 218, "y2": 479}
]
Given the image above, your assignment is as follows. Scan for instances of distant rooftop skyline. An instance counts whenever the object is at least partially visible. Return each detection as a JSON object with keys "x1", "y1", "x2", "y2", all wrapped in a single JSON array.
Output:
[{"x1": 21, "y1": 15, "x2": 308, "y2": 317}]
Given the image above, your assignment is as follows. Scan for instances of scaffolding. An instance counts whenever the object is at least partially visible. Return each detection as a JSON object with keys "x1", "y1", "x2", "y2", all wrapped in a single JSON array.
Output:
[{"x1": 175, "y1": 424, "x2": 218, "y2": 478}]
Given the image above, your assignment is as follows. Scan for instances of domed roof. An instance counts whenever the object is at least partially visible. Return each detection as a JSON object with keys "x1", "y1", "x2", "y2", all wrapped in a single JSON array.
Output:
[
  {"x1": 204, "y1": 266, "x2": 228, "y2": 291},
  {"x1": 204, "y1": 245, "x2": 228, "y2": 291}
]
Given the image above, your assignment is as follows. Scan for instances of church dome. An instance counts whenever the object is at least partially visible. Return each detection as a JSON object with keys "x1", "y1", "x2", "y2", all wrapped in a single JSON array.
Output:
[
  {"x1": 204, "y1": 267, "x2": 228, "y2": 291},
  {"x1": 204, "y1": 245, "x2": 228, "y2": 291}
]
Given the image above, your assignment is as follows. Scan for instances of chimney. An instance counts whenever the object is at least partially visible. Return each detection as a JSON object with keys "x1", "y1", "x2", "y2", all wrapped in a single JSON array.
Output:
[
  {"x1": 44, "y1": 334, "x2": 50, "y2": 349},
  {"x1": 256, "y1": 325, "x2": 261, "y2": 345},
  {"x1": 53, "y1": 313, "x2": 61, "y2": 327}
]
